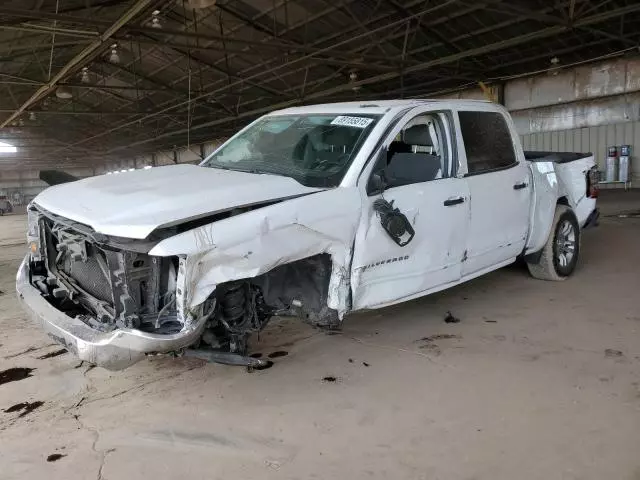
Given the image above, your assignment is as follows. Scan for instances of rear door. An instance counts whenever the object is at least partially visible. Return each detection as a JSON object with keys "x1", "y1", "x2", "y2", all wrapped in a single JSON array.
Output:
[
  {"x1": 350, "y1": 108, "x2": 470, "y2": 309},
  {"x1": 456, "y1": 109, "x2": 531, "y2": 277}
]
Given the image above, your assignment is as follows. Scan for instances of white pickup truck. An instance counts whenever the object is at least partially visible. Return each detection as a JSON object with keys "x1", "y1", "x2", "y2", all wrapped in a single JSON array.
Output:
[{"x1": 17, "y1": 100, "x2": 599, "y2": 370}]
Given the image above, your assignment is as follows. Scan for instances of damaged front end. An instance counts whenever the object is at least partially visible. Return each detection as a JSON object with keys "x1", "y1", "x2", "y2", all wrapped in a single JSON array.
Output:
[
  {"x1": 29, "y1": 207, "x2": 188, "y2": 335},
  {"x1": 16, "y1": 206, "x2": 209, "y2": 369},
  {"x1": 17, "y1": 204, "x2": 346, "y2": 370}
]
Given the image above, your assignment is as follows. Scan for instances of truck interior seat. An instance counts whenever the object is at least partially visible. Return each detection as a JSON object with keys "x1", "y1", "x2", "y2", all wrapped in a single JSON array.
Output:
[{"x1": 385, "y1": 124, "x2": 442, "y2": 186}]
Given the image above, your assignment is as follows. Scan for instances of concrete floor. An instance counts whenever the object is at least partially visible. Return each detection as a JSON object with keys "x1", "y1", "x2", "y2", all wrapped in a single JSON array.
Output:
[{"x1": 1, "y1": 192, "x2": 639, "y2": 480}]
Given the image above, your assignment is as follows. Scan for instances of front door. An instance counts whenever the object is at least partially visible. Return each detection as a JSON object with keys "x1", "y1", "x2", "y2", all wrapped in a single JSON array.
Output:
[{"x1": 351, "y1": 109, "x2": 469, "y2": 310}]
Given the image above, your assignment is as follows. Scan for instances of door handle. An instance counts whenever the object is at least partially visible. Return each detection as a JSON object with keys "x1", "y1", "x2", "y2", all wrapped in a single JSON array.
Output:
[
  {"x1": 513, "y1": 182, "x2": 528, "y2": 190},
  {"x1": 443, "y1": 196, "x2": 465, "y2": 206}
]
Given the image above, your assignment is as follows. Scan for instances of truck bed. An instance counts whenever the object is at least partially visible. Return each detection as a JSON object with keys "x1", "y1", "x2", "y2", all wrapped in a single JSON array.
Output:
[
  {"x1": 526, "y1": 151, "x2": 596, "y2": 228},
  {"x1": 524, "y1": 151, "x2": 593, "y2": 164}
]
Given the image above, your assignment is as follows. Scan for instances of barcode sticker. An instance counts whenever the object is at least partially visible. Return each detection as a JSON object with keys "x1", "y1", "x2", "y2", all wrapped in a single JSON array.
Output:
[{"x1": 330, "y1": 115, "x2": 373, "y2": 128}]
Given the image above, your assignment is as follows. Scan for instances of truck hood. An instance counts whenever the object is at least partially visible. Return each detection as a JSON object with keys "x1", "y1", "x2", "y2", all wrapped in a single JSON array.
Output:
[{"x1": 34, "y1": 164, "x2": 323, "y2": 239}]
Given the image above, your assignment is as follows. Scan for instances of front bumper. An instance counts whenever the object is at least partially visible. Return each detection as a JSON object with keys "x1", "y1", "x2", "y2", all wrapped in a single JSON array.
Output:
[{"x1": 16, "y1": 255, "x2": 206, "y2": 370}]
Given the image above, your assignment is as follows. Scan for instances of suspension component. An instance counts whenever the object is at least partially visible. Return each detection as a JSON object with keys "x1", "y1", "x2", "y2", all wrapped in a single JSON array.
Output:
[
  {"x1": 183, "y1": 349, "x2": 271, "y2": 368},
  {"x1": 215, "y1": 282, "x2": 250, "y2": 354},
  {"x1": 200, "y1": 281, "x2": 274, "y2": 355},
  {"x1": 220, "y1": 283, "x2": 248, "y2": 329}
]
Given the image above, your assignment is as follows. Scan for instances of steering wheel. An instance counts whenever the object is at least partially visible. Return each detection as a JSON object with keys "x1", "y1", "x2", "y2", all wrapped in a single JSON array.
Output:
[{"x1": 310, "y1": 153, "x2": 349, "y2": 171}]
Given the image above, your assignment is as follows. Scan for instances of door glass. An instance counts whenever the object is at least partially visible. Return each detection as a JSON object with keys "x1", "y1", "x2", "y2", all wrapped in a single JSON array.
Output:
[
  {"x1": 370, "y1": 113, "x2": 451, "y2": 192},
  {"x1": 458, "y1": 111, "x2": 516, "y2": 175}
]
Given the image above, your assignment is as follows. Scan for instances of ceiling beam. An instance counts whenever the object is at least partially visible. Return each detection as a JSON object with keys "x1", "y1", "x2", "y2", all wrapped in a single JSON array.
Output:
[
  {"x1": 487, "y1": 0, "x2": 638, "y2": 50},
  {"x1": 101, "y1": 1, "x2": 640, "y2": 154},
  {"x1": 131, "y1": 0, "x2": 575, "y2": 121},
  {"x1": 151, "y1": 41, "x2": 295, "y2": 99},
  {"x1": 384, "y1": 0, "x2": 490, "y2": 72},
  {"x1": 148, "y1": 0, "x2": 538, "y2": 117},
  {"x1": 576, "y1": 0, "x2": 616, "y2": 19},
  {"x1": 1, "y1": 5, "x2": 448, "y2": 68},
  {"x1": 0, "y1": 108, "x2": 192, "y2": 116},
  {"x1": 575, "y1": 25, "x2": 638, "y2": 48},
  {"x1": 46, "y1": 1, "x2": 461, "y2": 154},
  {"x1": 0, "y1": 0, "x2": 157, "y2": 128},
  {"x1": 0, "y1": 6, "x2": 394, "y2": 60},
  {"x1": 134, "y1": 0, "x2": 406, "y2": 106},
  {"x1": 65, "y1": 0, "x2": 454, "y2": 128}
]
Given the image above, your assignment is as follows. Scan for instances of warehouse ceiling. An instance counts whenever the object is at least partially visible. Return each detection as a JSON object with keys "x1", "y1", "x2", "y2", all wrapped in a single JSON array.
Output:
[{"x1": 1, "y1": 0, "x2": 640, "y2": 170}]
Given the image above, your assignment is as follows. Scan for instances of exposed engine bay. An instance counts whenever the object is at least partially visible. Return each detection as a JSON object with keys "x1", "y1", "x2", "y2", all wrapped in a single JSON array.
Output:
[{"x1": 28, "y1": 205, "x2": 340, "y2": 362}]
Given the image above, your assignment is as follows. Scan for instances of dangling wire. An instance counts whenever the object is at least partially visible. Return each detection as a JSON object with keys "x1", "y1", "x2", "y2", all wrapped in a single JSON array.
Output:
[
  {"x1": 182, "y1": 0, "x2": 192, "y2": 150},
  {"x1": 47, "y1": 0, "x2": 60, "y2": 81},
  {"x1": 187, "y1": 67, "x2": 191, "y2": 150}
]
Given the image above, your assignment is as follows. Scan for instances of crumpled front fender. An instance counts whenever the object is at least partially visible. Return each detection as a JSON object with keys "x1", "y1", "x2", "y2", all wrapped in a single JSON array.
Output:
[{"x1": 149, "y1": 188, "x2": 362, "y2": 318}]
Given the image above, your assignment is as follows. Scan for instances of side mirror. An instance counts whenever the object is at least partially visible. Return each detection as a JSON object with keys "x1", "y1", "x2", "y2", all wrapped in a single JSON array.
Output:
[
  {"x1": 367, "y1": 172, "x2": 385, "y2": 195},
  {"x1": 366, "y1": 147, "x2": 388, "y2": 195}
]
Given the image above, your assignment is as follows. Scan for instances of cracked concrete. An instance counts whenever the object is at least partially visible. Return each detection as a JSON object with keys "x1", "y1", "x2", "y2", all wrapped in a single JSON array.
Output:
[
  {"x1": 67, "y1": 410, "x2": 107, "y2": 480},
  {"x1": 1, "y1": 190, "x2": 640, "y2": 479}
]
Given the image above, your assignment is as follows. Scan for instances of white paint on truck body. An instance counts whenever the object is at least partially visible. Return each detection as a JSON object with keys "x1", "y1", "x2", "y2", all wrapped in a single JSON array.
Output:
[
  {"x1": 20, "y1": 99, "x2": 598, "y2": 369},
  {"x1": 555, "y1": 157, "x2": 598, "y2": 225},
  {"x1": 525, "y1": 161, "x2": 560, "y2": 255},
  {"x1": 32, "y1": 164, "x2": 323, "y2": 239},
  {"x1": 31, "y1": 100, "x2": 597, "y2": 315},
  {"x1": 524, "y1": 156, "x2": 596, "y2": 255}
]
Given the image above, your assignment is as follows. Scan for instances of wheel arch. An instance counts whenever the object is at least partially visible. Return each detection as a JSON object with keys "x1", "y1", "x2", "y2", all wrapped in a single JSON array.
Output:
[{"x1": 523, "y1": 198, "x2": 575, "y2": 263}]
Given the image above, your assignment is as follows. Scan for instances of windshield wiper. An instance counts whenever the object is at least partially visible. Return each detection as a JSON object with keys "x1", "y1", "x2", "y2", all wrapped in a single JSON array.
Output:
[
  {"x1": 246, "y1": 168, "x2": 284, "y2": 176},
  {"x1": 206, "y1": 164, "x2": 250, "y2": 173},
  {"x1": 206, "y1": 163, "x2": 283, "y2": 177}
]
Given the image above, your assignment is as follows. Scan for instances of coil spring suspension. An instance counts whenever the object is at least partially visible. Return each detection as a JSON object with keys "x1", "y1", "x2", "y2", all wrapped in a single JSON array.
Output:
[
  {"x1": 221, "y1": 283, "x2": 247, "y2": 329},
  {"x1": 211, "y1": 281, "x2": 273, "y2": 354},
  {"x1": 218, "y1": 282, "x2": 252, "y2": 353}
]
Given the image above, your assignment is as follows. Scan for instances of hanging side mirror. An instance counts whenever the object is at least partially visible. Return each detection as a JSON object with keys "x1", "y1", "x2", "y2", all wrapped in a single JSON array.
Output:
[
  {"x1": 366, "y1": 148, "x2": 388, "y2": 195},
  {"x1": 367, "y1": 172, "x2": 385, "y2": 196}
]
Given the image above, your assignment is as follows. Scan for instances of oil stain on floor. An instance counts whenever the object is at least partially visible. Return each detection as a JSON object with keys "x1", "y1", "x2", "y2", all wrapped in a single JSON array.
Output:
[
  {"x1": 0, "y1": 367, "x2": 35, "y2": 386},
  {"x1": 4, "y1": 401, "x2": 44, "y2": 418}
]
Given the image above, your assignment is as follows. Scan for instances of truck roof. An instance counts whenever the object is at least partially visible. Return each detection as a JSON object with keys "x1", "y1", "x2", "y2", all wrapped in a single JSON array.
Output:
[{"x1": 271, "y1": 99, "x2": 496, "y2": 116}]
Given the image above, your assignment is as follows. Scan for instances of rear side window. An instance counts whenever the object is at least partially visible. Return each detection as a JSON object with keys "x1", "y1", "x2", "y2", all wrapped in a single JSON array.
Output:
[{"x1": 458, "y1": 111, "x2": 516, "y2": 175}]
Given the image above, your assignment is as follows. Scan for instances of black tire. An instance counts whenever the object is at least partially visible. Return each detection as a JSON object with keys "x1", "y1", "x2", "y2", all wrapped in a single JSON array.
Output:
[{"x1": 527, "y1": 205, "x2": 580, "y2": 281}]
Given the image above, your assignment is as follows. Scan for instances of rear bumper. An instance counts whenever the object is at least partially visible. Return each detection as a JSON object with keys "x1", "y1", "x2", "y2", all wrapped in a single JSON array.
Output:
[
  {"x1": 582, "y1": 208, "x2": 600, "y2": 229},
  {"x1": 15, "y1": 255, "x2": 206, "y2": 370}
]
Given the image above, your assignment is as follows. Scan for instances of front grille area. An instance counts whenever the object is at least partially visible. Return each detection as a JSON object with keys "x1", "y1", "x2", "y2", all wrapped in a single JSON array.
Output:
[
  {"x1": 59, "y1": 244, "x2": 113, "y2": 303},
  {"x1": 37, "y1": 211, "x2": 178, "y2": 331}
]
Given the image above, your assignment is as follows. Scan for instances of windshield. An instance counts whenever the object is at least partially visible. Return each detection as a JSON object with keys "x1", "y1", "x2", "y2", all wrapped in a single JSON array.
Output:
[{"x1": 201, "y1": 113, "x2": 381, "y2": 187}]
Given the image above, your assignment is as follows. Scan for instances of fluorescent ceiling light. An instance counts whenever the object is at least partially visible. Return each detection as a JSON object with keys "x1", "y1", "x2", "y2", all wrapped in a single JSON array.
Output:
[{"x1": 0, "y1": 141, "x2": 17, "y2": 153}]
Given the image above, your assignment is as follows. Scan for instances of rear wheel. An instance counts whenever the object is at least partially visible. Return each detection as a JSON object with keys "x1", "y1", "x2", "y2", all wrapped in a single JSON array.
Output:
[{"x1": 527, "y1": 205, "x2": 580, "y2": 281}]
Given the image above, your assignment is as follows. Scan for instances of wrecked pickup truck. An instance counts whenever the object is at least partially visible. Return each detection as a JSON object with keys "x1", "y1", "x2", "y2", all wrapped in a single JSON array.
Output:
[{"x1": 16, "y1": 100, "x2": 599, "y2": 370}]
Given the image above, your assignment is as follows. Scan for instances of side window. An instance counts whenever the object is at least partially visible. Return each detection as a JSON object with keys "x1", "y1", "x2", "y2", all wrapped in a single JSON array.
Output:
[
  {"x1": 458, "y1": 111, "x2": 516, "y2": 175},
  {"x1": 371, "y1": 113, "x2": 451, "y2": 191}
]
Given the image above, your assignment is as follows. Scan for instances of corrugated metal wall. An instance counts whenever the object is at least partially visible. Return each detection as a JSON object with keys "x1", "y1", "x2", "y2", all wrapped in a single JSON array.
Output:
[{"x1": 520, "y1": 120, "x2": 638, "y2": 185}]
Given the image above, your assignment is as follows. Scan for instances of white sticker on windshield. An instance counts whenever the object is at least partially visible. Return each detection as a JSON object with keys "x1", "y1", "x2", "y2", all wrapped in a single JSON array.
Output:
[{"x1": 330, "y1": 115, "x2": 373, "y2": 129}]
